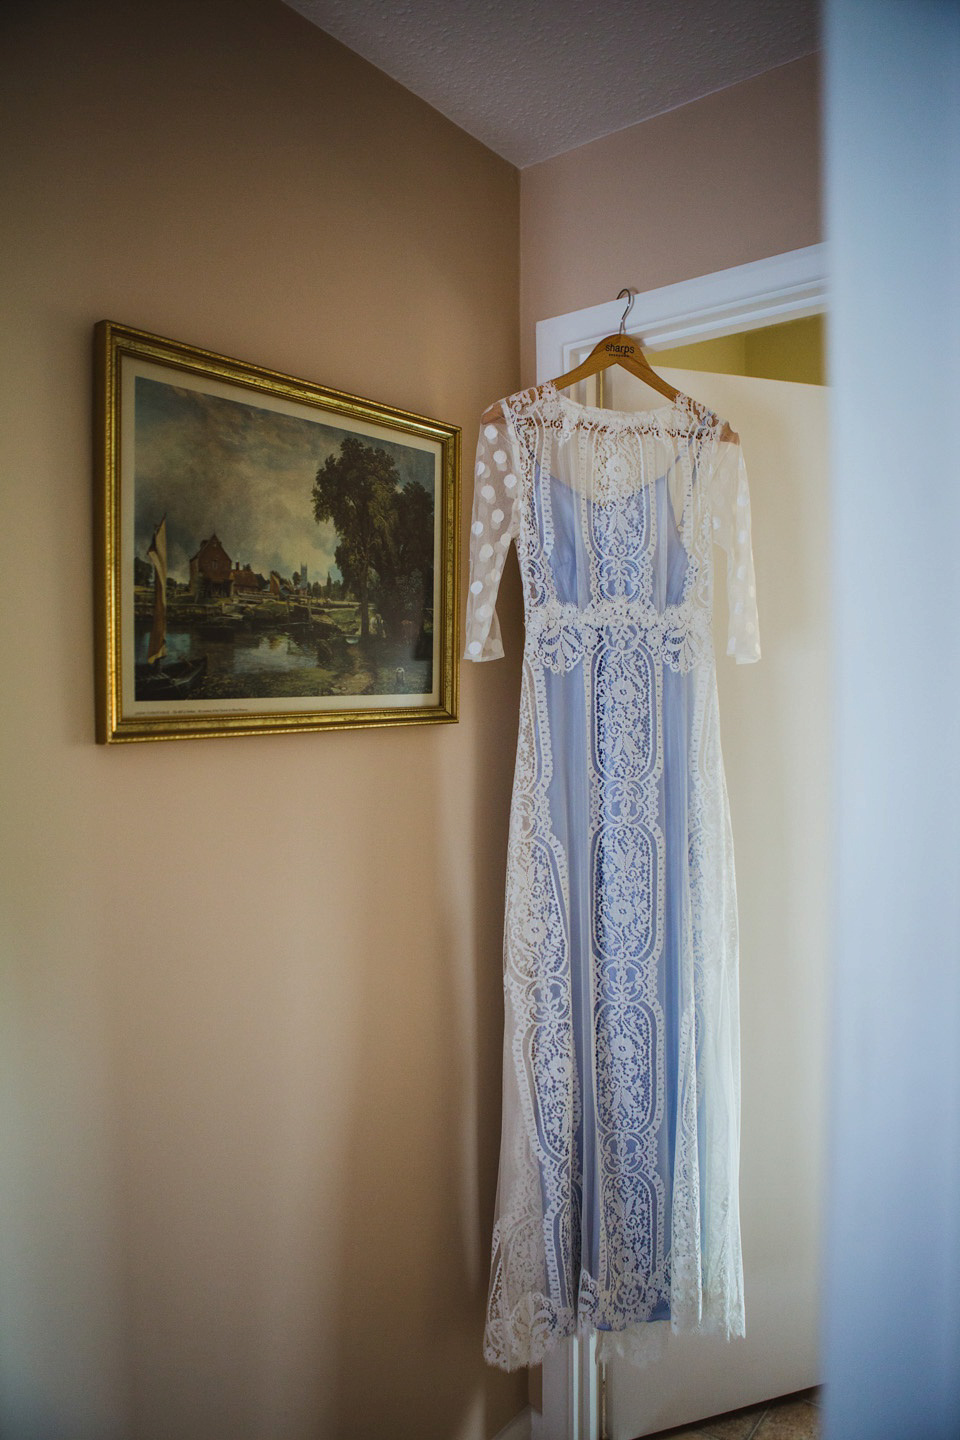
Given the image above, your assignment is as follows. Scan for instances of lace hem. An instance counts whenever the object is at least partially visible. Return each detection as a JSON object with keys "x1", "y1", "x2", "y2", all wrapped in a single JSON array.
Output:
[
  {"x1": 484, "y1": 1284, "x2": 746, "y2": 1371},
  {"x1": 594, "y1": 1295, "x2": 746, "y2": 1369}
]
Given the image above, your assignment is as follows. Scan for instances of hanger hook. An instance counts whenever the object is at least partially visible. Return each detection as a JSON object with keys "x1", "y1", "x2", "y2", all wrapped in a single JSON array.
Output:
[{"x1": 617, "y1": 287, "x2": 635, "y2": 335}]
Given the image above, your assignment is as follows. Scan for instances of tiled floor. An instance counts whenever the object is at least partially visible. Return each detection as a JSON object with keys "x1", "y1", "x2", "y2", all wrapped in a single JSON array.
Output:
[{"x1": 641, "y1": 1388, "x2": 820, "y2": 1440}]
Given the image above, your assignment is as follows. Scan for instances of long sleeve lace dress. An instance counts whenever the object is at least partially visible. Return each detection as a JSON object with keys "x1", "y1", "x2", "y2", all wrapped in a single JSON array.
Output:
[{"x1": 464, "y1": 382, "x2": 760, "y2": 1371}]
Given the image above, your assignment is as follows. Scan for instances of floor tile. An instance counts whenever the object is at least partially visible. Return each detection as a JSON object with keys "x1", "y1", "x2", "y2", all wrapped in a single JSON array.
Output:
[
  {"x1": 639, "y1": 1390, "x2": 822, "y2": 1440},
  {"x1": 752, "y1": 1399, "x2": 820, "y2": 1440},
  {"x1": 699, "y1": 1406, "x2": 767, "y2": 1440}
]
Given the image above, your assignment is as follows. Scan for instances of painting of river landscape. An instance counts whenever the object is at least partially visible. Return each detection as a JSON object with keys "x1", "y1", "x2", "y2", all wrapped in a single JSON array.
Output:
[{"x1": 95, "y1": 323, "x2": 460, "y2": 741}]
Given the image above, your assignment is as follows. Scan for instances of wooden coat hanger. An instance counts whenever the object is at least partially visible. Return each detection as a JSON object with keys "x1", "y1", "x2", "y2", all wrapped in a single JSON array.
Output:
[
  {"x1": 549, "y1": 289, "x2": 681, "y2": 403},
  {"x1": 482, "y1": 289, "x2": 735, "y2": 439}
]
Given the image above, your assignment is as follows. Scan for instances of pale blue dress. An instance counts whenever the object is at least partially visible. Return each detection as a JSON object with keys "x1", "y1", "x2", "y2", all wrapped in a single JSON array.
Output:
[{"x1": 464, "y1": 383, "x2": 760, "y2": 1371}]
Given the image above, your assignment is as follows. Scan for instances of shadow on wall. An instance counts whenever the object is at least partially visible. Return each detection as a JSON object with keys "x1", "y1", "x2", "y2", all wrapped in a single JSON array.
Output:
[
  {"x1": 324, "y1": 562, "x2": 525, "y2": 1438},
  {"x1": 326, "y1": 748, "x2": 488, "y2": 1439}
]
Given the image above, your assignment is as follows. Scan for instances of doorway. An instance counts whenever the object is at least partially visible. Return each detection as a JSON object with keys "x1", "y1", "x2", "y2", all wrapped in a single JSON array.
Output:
[
  {"x1": 602, "y1": 358, "x2": 829, "y2": 1438},
  {"x1": 531, "y1": 249, "x2": 830, "y2": 1440}
]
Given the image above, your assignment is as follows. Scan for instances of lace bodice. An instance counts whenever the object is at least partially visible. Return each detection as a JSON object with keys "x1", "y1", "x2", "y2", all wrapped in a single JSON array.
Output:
[{"x1": 464, "y1": 382, "x2": 759, "y2": 671}]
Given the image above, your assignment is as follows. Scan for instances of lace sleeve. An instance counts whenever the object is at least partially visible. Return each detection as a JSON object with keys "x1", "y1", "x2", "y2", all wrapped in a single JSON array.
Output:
[
  {"x1": 463, "y1": 404, "x2": 521, "y2": 662},
  {"x1": 711, "y1": 432, "x2": 761, "y2": 664}
]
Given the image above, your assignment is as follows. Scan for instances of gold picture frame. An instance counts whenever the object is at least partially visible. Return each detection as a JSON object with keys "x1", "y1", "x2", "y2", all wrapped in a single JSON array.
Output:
[{"x1": 95, "y1": 321, "x2": 460, "y2": 742}]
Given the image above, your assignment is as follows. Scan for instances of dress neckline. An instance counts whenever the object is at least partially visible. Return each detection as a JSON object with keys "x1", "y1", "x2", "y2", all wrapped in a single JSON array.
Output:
[{"x1": 541, "y1": 380, "x2": 693, "y2": 429}]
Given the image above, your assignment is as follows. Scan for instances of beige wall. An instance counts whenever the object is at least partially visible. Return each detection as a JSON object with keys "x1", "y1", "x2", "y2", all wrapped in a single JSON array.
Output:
[
  {"x1": 0, "y1": 3, "x2": 525, "y2": 1438},
  {"x1": 520, "y1": 55, "x2": 822, "y2": 383}
]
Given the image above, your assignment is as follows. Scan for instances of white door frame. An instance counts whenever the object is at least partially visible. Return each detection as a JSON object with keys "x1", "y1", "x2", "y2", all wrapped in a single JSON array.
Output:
[
  {"x1": 536, "y1": 243, "x2": 827, "y2": 382},
  {"x1": 531, "y1": 242, "x2": 828, "y2": 1440}
]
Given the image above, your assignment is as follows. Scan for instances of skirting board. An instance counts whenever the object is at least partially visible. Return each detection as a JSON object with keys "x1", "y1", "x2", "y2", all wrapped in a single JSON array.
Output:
[{"x1": 492, "y1": 1404, "x2": 534, "y2": 1440}]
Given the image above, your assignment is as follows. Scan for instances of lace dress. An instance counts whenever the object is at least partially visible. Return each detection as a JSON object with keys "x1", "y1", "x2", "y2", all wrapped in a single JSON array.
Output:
[{"x1": 464, "y1": 382, "x2": 760, "y2": 1372}]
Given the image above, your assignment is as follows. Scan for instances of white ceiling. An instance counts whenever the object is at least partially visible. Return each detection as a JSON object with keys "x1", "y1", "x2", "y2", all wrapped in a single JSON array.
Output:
[{"x1": 282, "y1": 0, "x2": 819, "y2": 168}]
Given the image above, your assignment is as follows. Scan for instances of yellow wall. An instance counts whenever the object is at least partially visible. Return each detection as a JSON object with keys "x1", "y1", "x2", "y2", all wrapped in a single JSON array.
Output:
[
  {"x1": 746, "y1": 316, "x2": 826, "y2": 385},
  {"x1": 0, "y1": 3, "x2": 524, "y2": 1437},
  {"x1": 654, "y1": 316, "x2": 826, "y2": 386}
]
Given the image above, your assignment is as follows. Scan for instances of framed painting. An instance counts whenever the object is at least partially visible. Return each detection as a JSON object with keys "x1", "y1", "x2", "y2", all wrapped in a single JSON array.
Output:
[{"x1": 94, "y1": 321, "x2": 460, "y2": 742}]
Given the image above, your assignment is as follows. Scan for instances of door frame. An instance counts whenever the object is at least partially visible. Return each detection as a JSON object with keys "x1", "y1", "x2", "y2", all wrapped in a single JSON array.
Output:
[
  {"x1": 536, "y1": 243, "x2": 827, "y2": 383},
  {"x1": 531, "y1": 241, "x2": 828, "y2": 1440}
]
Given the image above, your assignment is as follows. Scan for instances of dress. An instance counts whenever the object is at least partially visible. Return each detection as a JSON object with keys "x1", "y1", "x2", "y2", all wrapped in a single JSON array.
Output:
[{"x1": 464, "y1": 382, "x2": 760, "y2": 1372}]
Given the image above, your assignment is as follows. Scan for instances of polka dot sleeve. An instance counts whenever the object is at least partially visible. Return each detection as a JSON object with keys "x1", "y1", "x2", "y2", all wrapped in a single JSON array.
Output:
[
  {"x1": 710, "y1": 432, "x2": 761, "y2": 664},
  {"x1": 463, "y1": 405, "x2": 521, "y2": 662}
]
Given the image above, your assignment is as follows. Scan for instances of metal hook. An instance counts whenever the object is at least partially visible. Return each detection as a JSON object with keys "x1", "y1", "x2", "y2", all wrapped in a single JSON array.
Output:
[{"x1": 617, "y1": 287, "x2": 635, "y2": 335}]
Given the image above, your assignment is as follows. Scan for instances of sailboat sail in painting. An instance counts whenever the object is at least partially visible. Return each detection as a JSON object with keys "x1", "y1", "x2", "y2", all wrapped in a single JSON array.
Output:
[
  {"x1": 136, "y1": 515, "x2": 208, "y2": 701},
  {"x1": 146, "y1": 517, "x2": 167, "y2": 664}
]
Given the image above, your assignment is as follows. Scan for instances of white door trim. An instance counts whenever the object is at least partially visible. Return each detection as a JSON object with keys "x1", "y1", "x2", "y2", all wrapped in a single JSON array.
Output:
[
  {"x1": 532, "y1": 241, "x2": 828, "y2": 1440},
  {"x1": 536, "y1": 243, "x2": 828, "y2": 382},
  {"x1": 532, "y1": 1332, "x2": 600, "y2": 1440}
]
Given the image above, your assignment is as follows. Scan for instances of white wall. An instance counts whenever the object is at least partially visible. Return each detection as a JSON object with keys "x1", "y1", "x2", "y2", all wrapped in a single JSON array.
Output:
[{"x1": 822, "y1": 2, "x2": 960, "y2": 1436}]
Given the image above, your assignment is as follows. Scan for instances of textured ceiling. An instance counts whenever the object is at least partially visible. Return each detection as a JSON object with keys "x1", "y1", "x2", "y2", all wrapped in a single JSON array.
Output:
[{"x1": 282, "y1": 0, "x2": 819, "y2": 168}]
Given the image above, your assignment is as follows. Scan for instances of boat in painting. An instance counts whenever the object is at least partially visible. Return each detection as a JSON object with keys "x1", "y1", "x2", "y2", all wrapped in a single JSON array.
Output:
[
  {"x1": 135, "y1": 516, "x2": 208, "y2": 701},
  {"x1": 135, "y1": 654, "x2": 208, "y2": 700}
]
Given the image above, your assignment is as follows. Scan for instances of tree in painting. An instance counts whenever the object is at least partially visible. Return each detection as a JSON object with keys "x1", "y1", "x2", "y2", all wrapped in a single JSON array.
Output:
[
  {"x1": 312, "y1": 437, "x2": 396, "y2": 638},
  {"x1": 312, "y1": 437, "x2": 433, "y2": 644},
  {"x1": 370, "y1": 479, "x2": 434, "y2": 643}
]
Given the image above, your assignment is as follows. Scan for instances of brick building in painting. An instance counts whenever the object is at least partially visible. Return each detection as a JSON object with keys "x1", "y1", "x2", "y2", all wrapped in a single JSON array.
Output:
[
  {"x1": 230, "y1": 563, "x2": 268, "y2": 596},
  {"x1": 189, "y1": 534, "x2": 232, "y2": 599}
]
